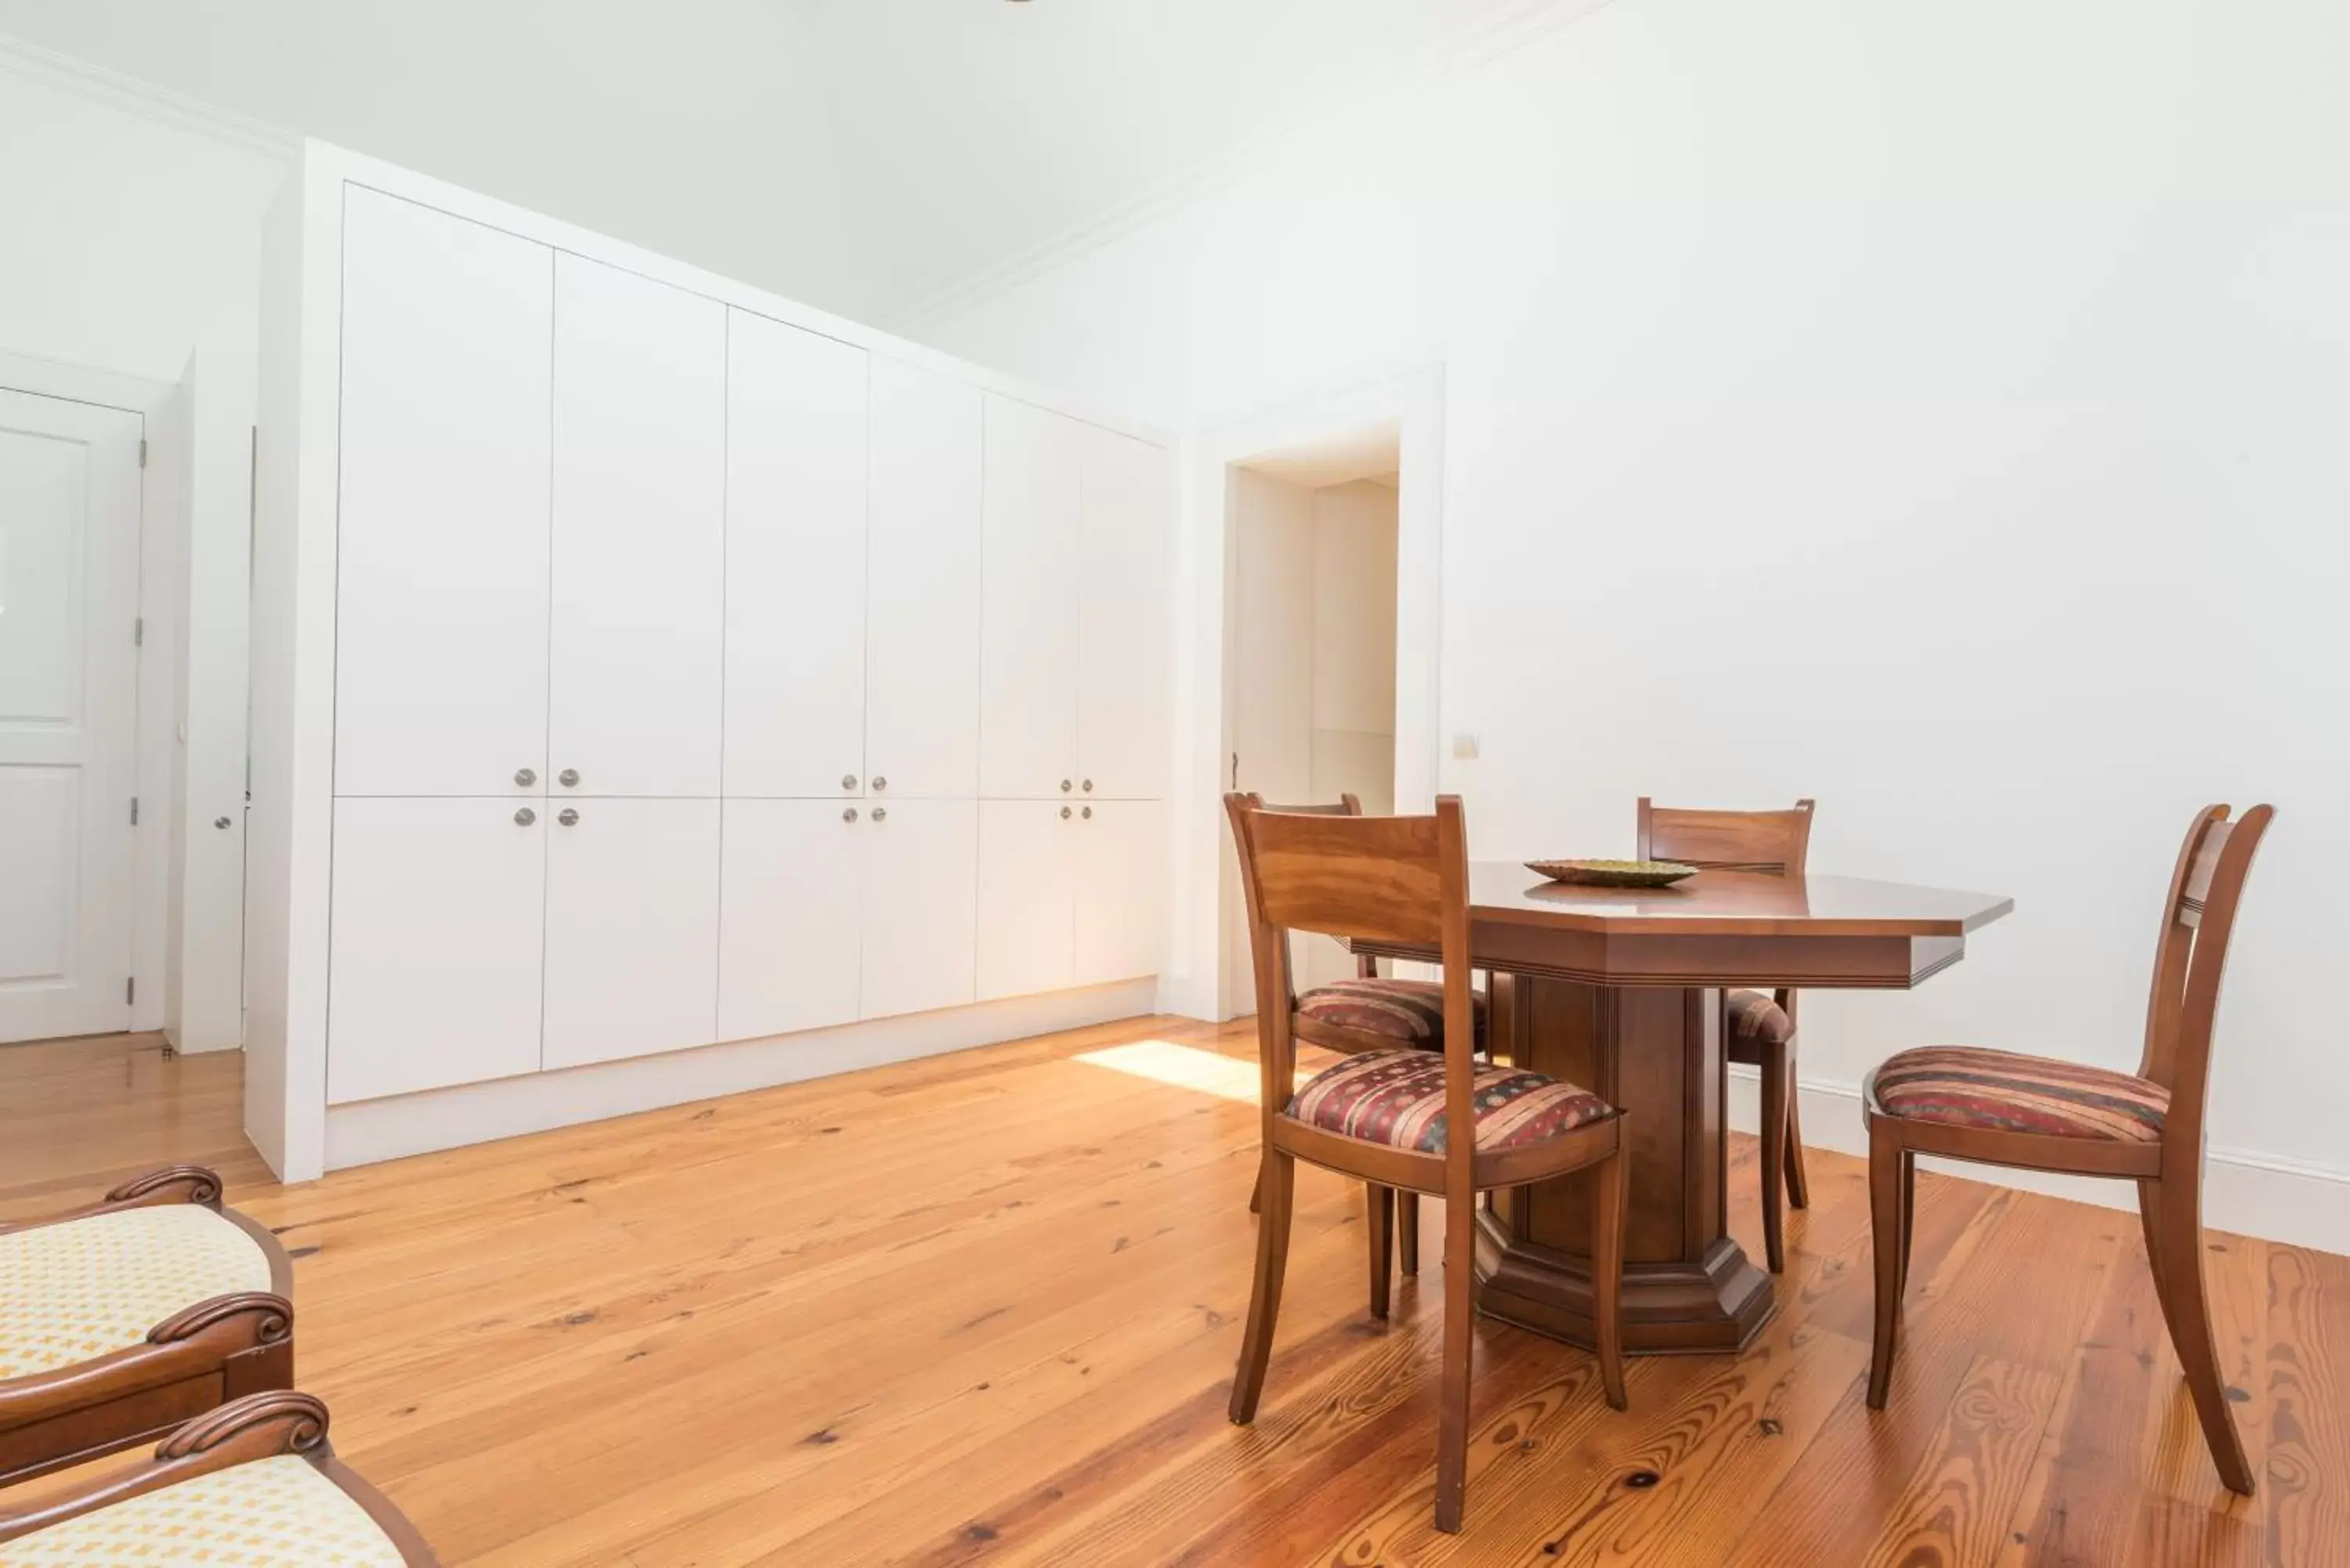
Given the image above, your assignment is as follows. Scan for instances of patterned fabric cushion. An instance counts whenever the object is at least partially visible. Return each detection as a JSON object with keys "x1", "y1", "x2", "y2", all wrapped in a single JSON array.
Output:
[
  {"x1": 1284, "y1": 1048, "x2": 1611, "y2": 1155},
  {"x1": 1295, "y1": 977, "x2": 1486, "y2": 1050},
  {"x1": 0, "y1": 1205, "x2": 276, "y2": 1380},
  {"x1": 1726, "y1": 989, "x2": 1794, "y2": 1046},
  {"x1": 0, "y1": 1454, "x2": 406, "y2": 1566},
  {"x1": 1875, "y1": 1046, "x2": 2168, "y2": 1143}
]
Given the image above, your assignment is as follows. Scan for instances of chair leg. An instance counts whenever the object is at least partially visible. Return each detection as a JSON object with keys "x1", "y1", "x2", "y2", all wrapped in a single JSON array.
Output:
[
  {"x1": 2151, "y1": 1176, "x2": 2257, "y2": 1494},
  {"x1": 1367, "y1": 1184, "x2": 1395, "y2": 1321},
  {"x1": 1758, "y1": 1040, "x2": 1788, "y2": 1274},
  {"x1": 1591, "y1": 1146, "x2": 1629, "y2": 1411},
  {"x1": 1433, "y1": 1184, "x2": 1478, "y2": 1534},
  {"x1": 1897, "y1": 1151, "x2": 1917, "y2": 1295},
  {"x1": 1230, "y1": 1151, "x2": 1296, "y2": 1425},
  {"x1": 1398, "y1": 1191, "x2": 1420, "y2": 1276},
  {"x1": 1782, "y1": 1053, "x2": 1811, "y2": 1210},
  {"x1": 1866, "y1": 1116, "x2": 1905, "y2": 1409},
  {"x1": 2137, "y1": 1178, "x2": 2171, "y2": 1310},
  {"x1": 1249, "y1": 1151, "x2": 1264, "y2": 1215}
]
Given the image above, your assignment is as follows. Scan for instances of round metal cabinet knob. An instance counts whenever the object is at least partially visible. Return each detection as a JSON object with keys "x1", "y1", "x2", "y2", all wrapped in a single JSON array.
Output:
[
  {"x1": 841, "y1": 774, "x2": 858, "y2": 791},
  {"x1": 1060, "y1": 806, "x2": 1072, "y2": 820},
  {"x1": 872, "y1": 776, "x2": 888, "y2": 792},
  {"x1": 515, "y1": 807, "x2": 537, "y2": 826},
  {"x1": 871, "y1": 807, "x2": 888, "y2": 822},
  {"x1": 558, "y1": 808, "x2": 579, "y2": 826},
  {"x1": 1060, "y1": 779, "x2": 1072, "y2": 793},
  {"x1": 1083, "y1": 779, "x2": 1094, "y2": 793},
  {"x1": 515, "y1": 768, "x2": 537, "y2": 787},
  {"x1": 559, "y1": 768, "x2": 580, "y2": 788},
  {"x1": 842, "y1": 807, "x2": 859, "y2": 823},
  {"x1": 1082, "y1": 806, "x2": 1093, "y2": 820}
]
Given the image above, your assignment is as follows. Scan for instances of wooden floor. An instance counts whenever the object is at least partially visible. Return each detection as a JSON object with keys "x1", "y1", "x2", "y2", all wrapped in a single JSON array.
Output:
[{"x1": 2, "y1": 1021, "x2": 2345, "y2": 1566}]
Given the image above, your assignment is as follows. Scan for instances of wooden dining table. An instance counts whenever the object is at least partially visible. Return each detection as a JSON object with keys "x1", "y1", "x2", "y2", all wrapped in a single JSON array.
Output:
[{"x1": 1356, "y1": 864, "x2": 2013, "y2": 1356}]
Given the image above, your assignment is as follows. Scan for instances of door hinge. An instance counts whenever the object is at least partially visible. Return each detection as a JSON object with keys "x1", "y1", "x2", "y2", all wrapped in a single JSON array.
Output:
[
  {"x1": 130, "y1": 797, "x2": 139, "y2": 826},
  {"x1": 126, "y1": 977, "x2": 136, "y2": 1005},
  {"x1": 134, "y1": 616, "x2": 144, "y2": 647},
  {"x1": 139, "y1": 438, "x2": 148, "y2": 468}
]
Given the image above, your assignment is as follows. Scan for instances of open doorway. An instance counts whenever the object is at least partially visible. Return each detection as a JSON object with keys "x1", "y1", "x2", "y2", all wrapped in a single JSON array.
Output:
[{"x1": 1217, "y1": 423, "x2": 1404, "y2": 1017}]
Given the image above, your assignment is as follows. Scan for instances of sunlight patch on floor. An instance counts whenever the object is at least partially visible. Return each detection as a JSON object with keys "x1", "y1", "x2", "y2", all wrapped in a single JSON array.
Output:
[{"x1": 1073, "y1": 1039, "x2": 1319, "y2": 1104}]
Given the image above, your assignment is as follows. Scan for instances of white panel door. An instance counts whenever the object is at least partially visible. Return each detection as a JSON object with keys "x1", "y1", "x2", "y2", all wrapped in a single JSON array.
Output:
[
  {"x1": 327, "y1": 797, "x2": 546, "y2": 1103},
  {"x1": 0, "y1": 390, "x2": 139, "y2": 1043},
  {"x1": 1074, "y1": 800, "x2": 1165, "y2": 987},
  {"x1": 978, "y1": 396, "x2": 1082, "y2": 799},
  {"x1": 864, "y1": 359, "x2": 981, "y2": 800},
  {"x1": 542, "y1": 797, "x2": 721, "y2": 1068},
  {"x1": 718, "y1": 798, "x2": 862, "y2": 1041},
  {"x1": 1077, "y1": 430, "x2": 1173, "y2": 800},
  {"x1": 336, "y1": 187, "x2": 551, "y2": 798},
  {"x1": 550, "y1": 254, "x2": 725, "y2": 799},
  {"x1": 725, "y1": 313, "x2": 869, "y2": 799},
  {"x1": 975, "y1": 800, "x2": 1074, "y2": 1002},
  {"x1": 859, "y1": 797, "x2": 977, "y2": 1020}
]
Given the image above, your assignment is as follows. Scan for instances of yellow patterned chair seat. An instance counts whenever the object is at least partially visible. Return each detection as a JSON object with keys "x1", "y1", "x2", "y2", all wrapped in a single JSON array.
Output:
[
  {"x1": 0, "y1": 1205, "x2": 277, "y2": 1380},
  {"x1": 0, "y1": 1454, "x2": 407, "y2": 1566}
]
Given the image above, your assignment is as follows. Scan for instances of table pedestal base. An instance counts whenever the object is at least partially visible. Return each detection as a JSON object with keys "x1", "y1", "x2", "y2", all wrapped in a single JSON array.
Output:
[{"x1": 1472, "y1": 975, "x2": 1777, "y2": 1354}]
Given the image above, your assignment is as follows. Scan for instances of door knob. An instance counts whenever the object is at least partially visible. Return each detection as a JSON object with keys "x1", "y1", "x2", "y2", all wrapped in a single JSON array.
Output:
[
  {"x1": 872, "y1": 776, "x2": 888, "y2": 792},
  {"x1": 213, "y1": 816, "x2": 232, "y2": 830},
  {"x1": 1083, "y1": 779, "x2": 1094, "y2": 793},
  {"x1": 515, "y1": 768, "x2": 537, "y2": 787},
  {"x1": 1060, "y1": 806, "x2": 1072, "y2": 820},
  {"x1": 559, "y1": 768, "x2": 579, "y2": 788},
  {"x1": 842, "y1": 807, "x2": 859, "y2": 823},
  {"x1": 1060, "y1": 779, "x2": 1072, "y2": 793},
  {"x1": 841, "y1": 774, "x2": 858, "y2": 791},
  {"x1": 870, "y1": 807, "x2": 888, "y2": 822},
  {"x1": 558, "y1": 808, "x2": 579, "y2": 826},
  {"x1": 514, "y1": 807, "x2": 537, "y2": 826},
  {"x1": 1082, "y1": 806, "x2": 1093, "y2": 820}
]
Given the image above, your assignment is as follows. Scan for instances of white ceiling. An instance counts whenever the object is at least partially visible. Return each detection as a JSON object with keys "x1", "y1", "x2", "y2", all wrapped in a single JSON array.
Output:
[{"x1": 0, "y1": 0, "x2": 1546, "y2": 326}]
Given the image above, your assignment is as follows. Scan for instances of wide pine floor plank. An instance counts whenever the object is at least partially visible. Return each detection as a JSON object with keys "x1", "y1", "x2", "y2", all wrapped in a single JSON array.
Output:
[{"x1": 0, "y1": 1018, "x2": 2337, "y2": 1566}]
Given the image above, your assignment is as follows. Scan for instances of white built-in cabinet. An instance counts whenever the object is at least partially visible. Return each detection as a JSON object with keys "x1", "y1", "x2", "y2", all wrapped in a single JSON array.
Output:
[{"x1": 318, "y1": 179, "x2": 1166, "y2": 1111}]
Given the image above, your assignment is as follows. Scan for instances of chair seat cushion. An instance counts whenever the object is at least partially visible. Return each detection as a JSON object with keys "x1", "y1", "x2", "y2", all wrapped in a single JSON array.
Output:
[
  {"x1": 0, "y1": 1205, "x2": 276, "y2": 1380},
  {"x1": 0, "y1": 1454, "x2": 407, "y2": 1566},
  {"x1": 1295, "y1": 977, "x2": 1485, "y2": 1050},
  {"x1": 1874, "y1": 1046, "x2": 2168, "y2": 1143},
  {"x1": 1284, "y1": 1048, "x2": 1612, "y2": 1155},
  {"x1": 1726, "y1": 989, "x2": 1794, "y2": 1048}
]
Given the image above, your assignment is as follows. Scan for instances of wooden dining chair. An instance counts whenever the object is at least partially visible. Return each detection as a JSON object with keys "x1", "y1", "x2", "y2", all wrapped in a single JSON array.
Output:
[
  {"x1": 1237, "y1": 792, "x2": 1487, "y2": 1277},
  {"x1": 1226, "y1": 793, "x2": 1629, "y2": 1534},
  {"x1": 1862, "y1": 804, "x2": 2275, "y2": 1494},
  {"x1": 1637, "y1": 797, "x2": 1817, "y2": 1273},
  {"x1": 0, "y1": 1165, "x2": 295, "y2": 1485}
]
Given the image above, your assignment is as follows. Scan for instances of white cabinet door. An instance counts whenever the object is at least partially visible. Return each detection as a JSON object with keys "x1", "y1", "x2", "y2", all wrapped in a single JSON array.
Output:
[
  {"x1": 859, "y1": 797, "x2": 977, "y2": 1020},
  {"x1": 725, "y1": 313, "x2": 869, "y2": 800},
  {"x1": 542, "y1": 797, "x2": 721, "y2": 1068},
  {"x1": 549, "y1": 255, "x2": 725, "y2": 799},
  {"x1": 978, "y1": 396, "x2": 1083, "y2": 799},
  {"x1": 865, "y1": 359, "x2": 982, "y2": 800},
  {"x1": 1077, "y1": 431, "x2": 1173, "y2": 801},
  {"x1": 336, "y1": 188, "x2": 551, "y2": 797},
  {"x1": 327, "y1": 797, "x2": 546, "y2": 1103},
  {"x1": 718, "y1": 799, "x2": 862, "y2": 1041},
  {"x1": 1074, "y1": 800, "x2": 1165, "y2": 986},
  {"x1": 975, "y1": 800, "x2": 1074, "y2": 1002}
]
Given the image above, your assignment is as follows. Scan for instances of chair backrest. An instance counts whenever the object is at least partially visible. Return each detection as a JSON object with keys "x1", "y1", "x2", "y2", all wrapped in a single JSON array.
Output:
[
  {"x1": 2138, "y1": 804, "x2": 2274, "y2": 1162},
  {"x1": 1224, "y1": 793, "x2": 1479, "y2": 1160},
  {"x1": 1636, "y1": 797, "x2": 1817, "y2": 877},
  {"x1": 1237, "y1": 793, "x2": 1374, "y2": 977}
]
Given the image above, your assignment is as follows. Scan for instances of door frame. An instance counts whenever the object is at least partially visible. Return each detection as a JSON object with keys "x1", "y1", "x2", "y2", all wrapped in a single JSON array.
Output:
[
  {"x1": 0, "y1": 348, "x2": 181, "y2": 1040},
  {"x1": 1166, "y1": 363, "x2": 1446, "y2": 1022}
]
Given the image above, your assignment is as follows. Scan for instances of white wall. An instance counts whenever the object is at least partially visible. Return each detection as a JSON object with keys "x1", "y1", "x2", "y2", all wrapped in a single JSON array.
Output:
[
  {"x1": 927, "y1": 0, "x2": 2350, "y2": 1241},
  {"x1": 0, "y1": 63, "x2": 284, "y2": 1052}
]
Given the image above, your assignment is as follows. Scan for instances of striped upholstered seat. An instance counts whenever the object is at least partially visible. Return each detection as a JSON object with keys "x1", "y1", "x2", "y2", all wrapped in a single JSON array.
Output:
[
  {"x1": 1724, "y1": 989, "x2": 1794, "y2": 1050},
  {"x1": 1295, "y1": 977, "x2": 1487, "y2": 1050},
  {"x1": 1284, "y1": 1048, "x2": 1611, "y2": 1155},
  {"x1": 1872, "y1": 1046, "x2": 2168, "y2": 1143}
]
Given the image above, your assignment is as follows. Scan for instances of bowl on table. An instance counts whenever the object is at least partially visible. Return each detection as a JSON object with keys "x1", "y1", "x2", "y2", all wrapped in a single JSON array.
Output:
[{"x1": 1524, "y1": 858, "x2": 1699, "y2": 889}]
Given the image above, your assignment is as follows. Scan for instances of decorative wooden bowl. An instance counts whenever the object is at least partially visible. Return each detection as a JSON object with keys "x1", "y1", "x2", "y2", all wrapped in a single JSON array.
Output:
[{"x1": 1525, "y1": 858, "x2": 1700, "y2": 888}]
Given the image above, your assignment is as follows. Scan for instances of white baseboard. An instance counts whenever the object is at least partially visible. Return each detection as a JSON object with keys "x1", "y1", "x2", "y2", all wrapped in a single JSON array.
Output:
[
  {"x1": 1729, "y1": 1064, "x2": 2350, "y2": 1257},
  {"x1": 322, "y1": 979, "x2": 1159, "y2": 1173}
]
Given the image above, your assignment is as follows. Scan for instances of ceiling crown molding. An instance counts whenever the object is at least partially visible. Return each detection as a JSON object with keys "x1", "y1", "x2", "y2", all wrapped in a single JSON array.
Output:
[
  {"x1": 890, "y1": 0, "x2": 1622, "y2": 338},
  {"x1": 0, "y1": 27, "x2": 298, "y2": 160}
]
